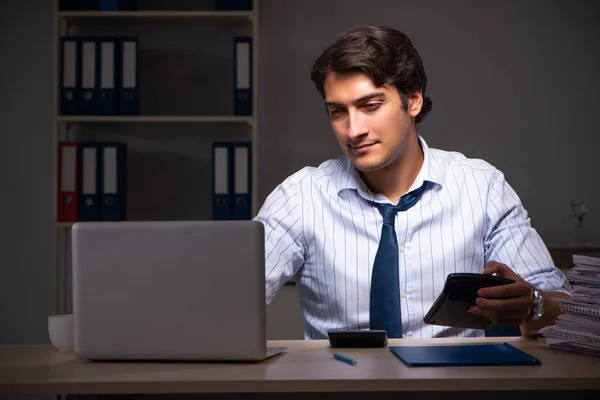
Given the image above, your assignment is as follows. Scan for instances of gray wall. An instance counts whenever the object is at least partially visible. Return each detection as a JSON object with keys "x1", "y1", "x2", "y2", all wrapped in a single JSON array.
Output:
[
  {"x1": 0, "y1": 1, "x2": 54, "y2": 344},
  {"x1": 1, "y1": 0, "x2": 599, "y2": 346},
  {"x1": 257, "y1": 0, "x2": 600, "y2": 246}
]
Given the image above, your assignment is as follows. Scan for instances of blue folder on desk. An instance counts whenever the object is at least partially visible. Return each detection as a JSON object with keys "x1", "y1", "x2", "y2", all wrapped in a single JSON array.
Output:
[{"x1": 389, "y1": 342, "x2": 541, "y2": 367}]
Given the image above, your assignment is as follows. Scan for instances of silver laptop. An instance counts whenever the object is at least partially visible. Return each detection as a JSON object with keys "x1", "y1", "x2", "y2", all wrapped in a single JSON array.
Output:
[{"x1": 71, "y1": 220, "x2": 285, "y2": 361}]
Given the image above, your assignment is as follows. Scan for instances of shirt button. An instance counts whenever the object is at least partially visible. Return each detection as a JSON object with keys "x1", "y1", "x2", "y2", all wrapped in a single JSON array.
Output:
[
  {"x1": 401, "y1": 291, "x2": 407, "y2": 298},
  {"x1": 399, "y1": 245, "x2": 405, "y2": 252}
]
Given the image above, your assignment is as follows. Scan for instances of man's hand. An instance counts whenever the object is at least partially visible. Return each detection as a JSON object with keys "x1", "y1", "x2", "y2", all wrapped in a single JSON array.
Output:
[{"x1": 469, "y1": 261, "x2": 533, "y2": 326}]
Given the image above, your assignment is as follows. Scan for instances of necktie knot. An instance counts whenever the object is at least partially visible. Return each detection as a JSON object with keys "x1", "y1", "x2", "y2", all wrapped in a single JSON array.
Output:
[
  {"x1": 378, "y1": 204, "x2": 398, "y2": 226},
  {"x1": 376, "y1": 184, "x2": 426, "y2": 226}
]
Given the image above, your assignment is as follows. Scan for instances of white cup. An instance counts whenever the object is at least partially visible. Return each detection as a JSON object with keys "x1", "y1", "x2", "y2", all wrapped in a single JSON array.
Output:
[{"x1": 48, "y1": 314, "x2": 74, "y2": 352}]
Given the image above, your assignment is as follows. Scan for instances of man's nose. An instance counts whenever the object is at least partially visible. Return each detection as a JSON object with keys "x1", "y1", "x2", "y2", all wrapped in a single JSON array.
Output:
[{"x1": 346, "y1": 110, "x2": 368, "y2": 139}]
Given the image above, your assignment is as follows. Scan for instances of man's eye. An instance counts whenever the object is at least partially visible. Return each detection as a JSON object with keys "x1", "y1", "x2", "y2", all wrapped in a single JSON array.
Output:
[
  {"x1": 328, "y1": 109, "x2": 345, "y2": 118},
  {"x1": 363, "y1": 103, "x2": 381, "y2": 111}
]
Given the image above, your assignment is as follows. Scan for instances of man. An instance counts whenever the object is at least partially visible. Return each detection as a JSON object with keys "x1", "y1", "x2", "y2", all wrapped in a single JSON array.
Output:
[{"x1": 254, "y1": 25, "x2": 570, "y2": 340}]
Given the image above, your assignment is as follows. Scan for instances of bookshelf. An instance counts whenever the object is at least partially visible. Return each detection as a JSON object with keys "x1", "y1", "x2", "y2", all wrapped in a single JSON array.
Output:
[
  {"x1": 52, "y1": 0, "x2": 260, "y2": 315},
  {"x1": 57, "y1": 10, "x2": 255, "y2": 19},
  {"x1": 57, "y1": 116, "x2": 255, "y2": 123}
]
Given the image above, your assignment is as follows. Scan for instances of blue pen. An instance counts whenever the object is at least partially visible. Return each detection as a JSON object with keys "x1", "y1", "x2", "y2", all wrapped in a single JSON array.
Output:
[{"x1": 333, "y1": 352, "x2": 357, "y2": 365}]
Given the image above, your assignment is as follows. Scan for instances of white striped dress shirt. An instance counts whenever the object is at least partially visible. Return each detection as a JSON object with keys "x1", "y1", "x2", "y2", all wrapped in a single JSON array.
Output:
[{"x1": 255, "y1": 135, "x2": 570, "y2": 339}]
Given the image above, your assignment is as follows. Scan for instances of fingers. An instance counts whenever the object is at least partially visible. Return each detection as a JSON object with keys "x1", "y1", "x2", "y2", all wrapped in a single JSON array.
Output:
[
  {"x1": 480, "y1": 260, "x2": 532, "y2": 299},
  {"x1": 483, "y1": 261, "x2": 519, "y2": 279},
  {"x1": 474, "y1": 261, "x2": 534, "y2": 326},
  {"x1": 478, "y1": 280, "x2": 532, "y2": 299},
  {"x1": 469, "y1": 306, "x2": 496, "y2": 321},
  {"x1": 472, "y1": 291, "x2": 532, "y2": 325},
  {"x1": 470, "y1": 306, "x2": 528, "y2": 326},
  {"x1": 475, "y1": 295, "x2": 530, "y2": 311}
]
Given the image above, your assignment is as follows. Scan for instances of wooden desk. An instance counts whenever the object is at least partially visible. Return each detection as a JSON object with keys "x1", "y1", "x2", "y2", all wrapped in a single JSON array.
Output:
[{"x1": 1, "y1": 337, "x2": 599, "y2": 399}]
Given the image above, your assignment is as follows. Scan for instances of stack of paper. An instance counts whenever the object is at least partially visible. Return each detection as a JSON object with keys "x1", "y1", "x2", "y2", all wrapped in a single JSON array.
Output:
[{"x1": 539, "y1": 254, "x2": 600, "y2": 356}]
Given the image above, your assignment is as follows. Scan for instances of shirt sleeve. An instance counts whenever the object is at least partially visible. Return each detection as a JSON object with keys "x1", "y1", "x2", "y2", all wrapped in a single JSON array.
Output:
[
  {"x1": 483, "y1": 169, "x2": 571, "y2": 295},
  {"x1": 253, "y1": 181, "x2": 306, "y2": 305}
]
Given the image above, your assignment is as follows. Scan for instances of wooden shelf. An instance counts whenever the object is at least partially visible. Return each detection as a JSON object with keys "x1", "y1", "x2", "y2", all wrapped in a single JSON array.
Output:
[
  {"x1": 57, "y1": 115, "x2": 255, "y2": 124},
  {"x1": 52, "y1": 1, "x2": 260, "y2": 316},
  {"x1": 57, "y1": 10, "x2": 255, "y2": 21}
]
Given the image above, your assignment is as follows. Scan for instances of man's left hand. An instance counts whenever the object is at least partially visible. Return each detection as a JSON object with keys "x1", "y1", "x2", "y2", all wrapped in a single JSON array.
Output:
[{"x1": 469, "y1": 261, "x2": 533, "y2": 326}]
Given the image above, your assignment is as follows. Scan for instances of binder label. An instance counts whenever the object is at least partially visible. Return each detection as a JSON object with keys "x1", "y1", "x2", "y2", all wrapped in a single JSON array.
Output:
[
  {"x1": 236, "y1": 42, "x2": 250, "y2": 89},
  {"x1": 234, "y1": 147, "x2": 248, "y2": 193},
  {"x1": 83, "y1": 148, "x2": 97, "y2": 194},
  {"x1": 214, "y1": 147, "x2": 229, "y2": 194},
  {"x1": 63, "y1": 41, "x2": 76, "y2": 88},
  {"x1": 82, "y1": 41, "x2": 96, "y2": 90},
  {"x1": 61, "y1": 146, "x2": 76, "y2": 192},
  {"x1": 123, "y1": 41, "x2": 137, "y2": 88},
  {"x1": 101, "y1": 42, "x2": 115, "y2": 89},
  {"x1": 103, "y1": 147, "x2": 117, "y2": 194}
]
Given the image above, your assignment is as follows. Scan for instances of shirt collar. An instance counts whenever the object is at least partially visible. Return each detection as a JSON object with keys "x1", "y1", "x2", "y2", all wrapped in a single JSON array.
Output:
[{"x1": 336, "y1": 134, "x2": 444, "y2": 201}]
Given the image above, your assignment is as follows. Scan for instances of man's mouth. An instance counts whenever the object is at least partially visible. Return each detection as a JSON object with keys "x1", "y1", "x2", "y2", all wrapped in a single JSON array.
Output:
[{"x1": 350, "y1": 143, "x2": 375, "y2": 155}]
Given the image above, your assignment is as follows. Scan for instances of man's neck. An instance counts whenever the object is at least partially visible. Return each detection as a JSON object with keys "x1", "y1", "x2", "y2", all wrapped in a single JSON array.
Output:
[{"x1": 360, "y1": 135, "x2": 424, "y2": 204}]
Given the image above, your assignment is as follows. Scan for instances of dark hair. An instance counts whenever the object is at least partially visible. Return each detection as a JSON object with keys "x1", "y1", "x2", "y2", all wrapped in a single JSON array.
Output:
[{"x1": 310, "y1": 26, "x2": 433, "y2": 124}]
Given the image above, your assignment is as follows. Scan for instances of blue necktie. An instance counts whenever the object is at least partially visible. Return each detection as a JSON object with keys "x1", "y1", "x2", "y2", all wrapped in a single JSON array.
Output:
[{"x1": 370, "y1": 184, "x2": 426, "y2": 338}]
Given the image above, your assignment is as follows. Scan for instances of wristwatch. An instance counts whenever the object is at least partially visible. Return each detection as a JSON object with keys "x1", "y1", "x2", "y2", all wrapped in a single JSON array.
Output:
[{"x1": 527, "y1": 285, "x2": 545, "y2": 321}]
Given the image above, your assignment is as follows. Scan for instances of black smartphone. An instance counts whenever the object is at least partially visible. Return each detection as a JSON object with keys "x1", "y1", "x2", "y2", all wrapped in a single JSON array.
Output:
[
  {"x1": 423, "y1": 273, "x2": 515, "y2": 330},
  {"x1": 327, "y1": 329, "x2": 388, "y2": 348}
]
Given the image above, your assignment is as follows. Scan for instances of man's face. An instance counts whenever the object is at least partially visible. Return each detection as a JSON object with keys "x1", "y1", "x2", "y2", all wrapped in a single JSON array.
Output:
[{"x1": 323, "y1": 71, "x2": 421, "y2": 173}]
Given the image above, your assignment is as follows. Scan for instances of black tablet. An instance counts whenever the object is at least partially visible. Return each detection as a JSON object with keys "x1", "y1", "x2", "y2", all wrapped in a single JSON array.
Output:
[
  {"x1": 423, "y1": 273, "x2": 515, "y2": 330},
  {"x1": 327, "y1": 329, "x2": 388, "y2": 348}
]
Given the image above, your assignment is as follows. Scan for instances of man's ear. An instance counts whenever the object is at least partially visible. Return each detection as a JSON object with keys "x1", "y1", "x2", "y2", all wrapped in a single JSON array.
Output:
[{"x1": 408, "y1": 90, "x2": 423, "y2": 117}]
